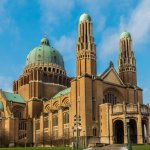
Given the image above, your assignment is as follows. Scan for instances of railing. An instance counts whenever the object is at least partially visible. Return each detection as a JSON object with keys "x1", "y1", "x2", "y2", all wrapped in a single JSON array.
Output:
[
  {"x1": 141, "y1": 104, "x2": 149, "y2": 115},
  {"x1": 112, "y1": 103, "x2": 149, "y2": 115},
  {"x1": 126, "y1": 104, "x2": 138, "y2": 114},
  {"x1": 112, "y1": 104, "x2": 123, "y2": 114}
]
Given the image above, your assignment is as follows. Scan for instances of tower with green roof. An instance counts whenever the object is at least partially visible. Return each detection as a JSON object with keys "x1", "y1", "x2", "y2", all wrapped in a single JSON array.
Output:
[
  {"x1": 118, "y1": 31, "x2": 137, "y2": 86},
  {"x1": 76, "y1": 13, "x2": 96, "y2": 76}
]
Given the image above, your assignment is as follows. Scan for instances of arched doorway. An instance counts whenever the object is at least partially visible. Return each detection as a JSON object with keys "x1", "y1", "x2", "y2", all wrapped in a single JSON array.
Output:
[
  {"x1": 129, "y1": 119, "x2": 137, "y2": 144},
  {"x1": 113, "y1": 120, "x2": 124, "y2": 144},
  {"x1": 142, "y1": 120, "x2": 148, "y2": 143}
]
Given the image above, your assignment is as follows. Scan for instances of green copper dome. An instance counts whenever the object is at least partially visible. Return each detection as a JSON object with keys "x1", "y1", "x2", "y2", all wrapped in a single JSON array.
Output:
[
  {"x1": 120, "y1": 31, "x2": 131, "y2": 39},
  {"x1": 26, "y1": 37, "x2": 64, "y2": 69},
  {"x1": 79, "y1": 13, "x2": 91, "y2": 22}
]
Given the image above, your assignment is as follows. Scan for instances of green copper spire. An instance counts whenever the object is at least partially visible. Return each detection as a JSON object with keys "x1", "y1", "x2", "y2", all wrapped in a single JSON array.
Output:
[{"x1": 79, "y1": 13, "x2": 91, "y2": 22}]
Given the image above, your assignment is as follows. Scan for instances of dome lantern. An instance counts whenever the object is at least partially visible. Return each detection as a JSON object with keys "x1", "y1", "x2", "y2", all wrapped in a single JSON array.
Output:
[{"x1": 40, "y1": 37, "x2": 50, "y2": 46}]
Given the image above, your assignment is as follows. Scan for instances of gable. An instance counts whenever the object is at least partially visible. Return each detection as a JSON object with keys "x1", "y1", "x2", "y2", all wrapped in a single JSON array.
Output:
[{"x1": 101, "y1": 68, "x2": 124, "y2": 85}]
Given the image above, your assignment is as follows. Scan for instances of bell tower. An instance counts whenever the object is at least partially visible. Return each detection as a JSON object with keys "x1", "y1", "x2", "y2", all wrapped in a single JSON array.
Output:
[
  {"x1": 118, "y1": 31, "x2": 137, "y2": 86},
  {"x1": 76, "y1": 13, "x2": 96, "y2": 77}
]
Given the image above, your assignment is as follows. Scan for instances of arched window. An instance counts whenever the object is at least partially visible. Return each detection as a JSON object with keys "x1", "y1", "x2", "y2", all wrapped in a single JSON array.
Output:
[
  {"x1": 44, "y1": 117, "x2": 48, "y2": 128},
  {"x1": 35, "y1": 120, "x2": 40, "y2": 130},
  {"x1": 104, "y1": 92, "x2": 117, "y2": 105},
  {"x1": 63, "y1": 112, "x2": 69, "y2": 124},
  {"x1": 14, "y1": 109, "x2": 22, "y2": 118},
  {"x1": 44, "y1": 67, "x2": 47, "y2": 72},
  {"x1": 19, "y1": 121, "x2": 27, "y2": 130},
  {"x1": 43, "y1": 73, "x2": 47, "y2": 82},
  {"x1": 59, "y1": 76, "x2": 62, "y2": 84},
  {"x1": 48, "y1": 67, "x2": 51, "y2": 72},
  {"x1": 52, "y1": 115, "x2": 58, "y2": 126}
]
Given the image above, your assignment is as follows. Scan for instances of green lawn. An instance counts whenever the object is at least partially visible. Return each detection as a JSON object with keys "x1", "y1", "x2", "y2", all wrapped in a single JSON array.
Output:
[
  {"x1": 0, "y1": 148, "x2": 74, "y2": 150},
  {"x1": 132, "y1": 145, "x2": 150, "y2": 150},
  {"x1": 0, "y1": 145, "x2": 149, "y2": 150}
]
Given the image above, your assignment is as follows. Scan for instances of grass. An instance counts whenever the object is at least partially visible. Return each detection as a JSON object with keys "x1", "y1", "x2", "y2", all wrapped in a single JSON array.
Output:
[
  {"x1": 0, "y1": 147, "x2": 74, "y2": 150},
  {"x1": 0, "y1": 145, "x2": 149, "y2": 150},
  {"x1": 132, "y1": 145, "x2": 150, "y2": 150}
]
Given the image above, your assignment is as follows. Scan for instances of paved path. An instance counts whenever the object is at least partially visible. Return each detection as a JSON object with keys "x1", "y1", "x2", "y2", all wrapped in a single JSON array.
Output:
[{"x1": 84, "y1": 146, "x2": 127, "y2": 150}]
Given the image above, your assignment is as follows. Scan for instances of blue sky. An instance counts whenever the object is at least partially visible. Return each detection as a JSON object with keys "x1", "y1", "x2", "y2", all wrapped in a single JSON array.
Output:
[{"x1": 0, "y1": 0, "x2": 150, "y2": 104}]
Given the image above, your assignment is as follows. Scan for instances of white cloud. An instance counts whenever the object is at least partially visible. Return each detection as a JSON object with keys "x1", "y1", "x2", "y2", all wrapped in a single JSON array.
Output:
[
  {"x1": 0, "y1": 76, "x2": 13, "y2": 92},
  {"x1": 0, "y1": 0, "x2": 19, "y2": 36},
  {"x1": 49, "y1": 34, "x2": 76, "y2": 76},
  {"x1": 99, "y1": 0, "x2": 150, "y2": 58},
  {"x1": 127, "y1": 0, "x2": 150, "y2": 44},
  {"x1": 53, "y1": 33, "x2": 76, "y2": 61},
  {"x1": 39, "y1": 0, "x2": 74, "y2": 27}
]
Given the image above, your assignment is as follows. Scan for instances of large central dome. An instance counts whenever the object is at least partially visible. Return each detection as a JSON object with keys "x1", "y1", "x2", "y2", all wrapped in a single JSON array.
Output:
[{"x1": 26, "y1": 37, "x2": 64, "y2": 69}]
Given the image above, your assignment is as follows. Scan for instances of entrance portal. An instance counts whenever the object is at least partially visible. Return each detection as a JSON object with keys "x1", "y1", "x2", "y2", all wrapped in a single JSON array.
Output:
[
  {"x1": 113, "y1": 120, "x2": 124, "y2": 144},
  {"x1": 129, "y1": 119, "x2": 137, "y2": 144},
  {"x1": 142, "y1": 120, "x2": 148, "y2": 143}
]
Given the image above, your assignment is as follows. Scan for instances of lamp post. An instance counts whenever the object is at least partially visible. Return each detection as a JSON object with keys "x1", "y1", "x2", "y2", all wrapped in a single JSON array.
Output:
[
  {"x1": 73, "y1": 115, "x2": 81, "y2": 150},
  {"x1": 126, "y1": 117, "x2": 132, "y2": 150},
  {"x1": 83, "y1": 131, "x2": 85, "y2": 148},
  {"x1": 72, "y1": 127, "x2": 75, "y2": 150},
  {"x1": 25, "y1": 137, "x2": 27, "y2": 150}
]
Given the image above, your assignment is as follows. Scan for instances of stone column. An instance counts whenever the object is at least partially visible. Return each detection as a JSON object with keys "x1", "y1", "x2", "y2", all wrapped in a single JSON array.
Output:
[
  {"x1": 9, "y1": 117, "x2": 15, "y2": 147},
  {"x1": 40, "y1": 114, "x2": 44, "y2": 146},
  {"x1": 49, "y1": 111, "x2": 53, "y2": 146},
  {"x1": 124, "y1": 118, "x2": 128, "y2": 144},
  {"x1": 148, "y1": 115, "x2": 150, "y2": 144},
  {"x1": 33, "y1": 118, "x2": 36, "y2": 145},
  {"x1": 58, "y1": 107, "x2": 63, "y2": 139},
  {"x1": 109, "y1": 106, "x2": 113, "y2": 144},
  {"x1": 137, "y1": 115, "x2": 143, "y2": 144}
]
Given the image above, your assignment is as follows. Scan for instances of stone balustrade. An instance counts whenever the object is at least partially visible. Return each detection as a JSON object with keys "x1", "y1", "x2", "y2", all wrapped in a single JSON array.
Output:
[
  {"x1": 112, "y1": 104, "x2": 123, "y2": 114},
  {"x1": 126, "y1": 104, "x2": 138, "y2": 113},
  {"x1": 112, "y1": 103, "x2": 149, "y2": 115},
  {"x1": 141, "y1": 104, "x2": 150, "y2": 115}
]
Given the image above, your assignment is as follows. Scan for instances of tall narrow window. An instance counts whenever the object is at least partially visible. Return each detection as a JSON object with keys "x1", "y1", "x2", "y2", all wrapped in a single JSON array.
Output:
[
  {"x1": 104, "y1": 92, "x2": 117, "y2": 105},
  {"x1": 63, "y1": 112, "x2": 69, "y2": 124},
  {"x1": 93, "y1": 128, "x2": 97, "y2": 136},
  {"x1": 92, "y1": 98, "x2": 96, "y2": 121},
  {"x1": 52, "y1": 115, "x2": 58, "y2": 126}
]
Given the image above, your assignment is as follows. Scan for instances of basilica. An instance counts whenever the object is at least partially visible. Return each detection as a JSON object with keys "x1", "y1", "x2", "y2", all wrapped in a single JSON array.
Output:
[{"x1": 0, "y1": 13, "x2": 149, "y2": 147}]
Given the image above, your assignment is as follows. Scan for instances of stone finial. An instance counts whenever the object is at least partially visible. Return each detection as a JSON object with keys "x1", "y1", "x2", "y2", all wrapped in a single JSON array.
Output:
[{"x1": 109, "y1": 61, "x2": 114, "y2": 68}]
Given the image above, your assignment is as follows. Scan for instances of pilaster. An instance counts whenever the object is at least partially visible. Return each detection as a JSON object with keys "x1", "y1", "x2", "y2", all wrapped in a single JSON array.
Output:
[
  {"x1": 40, "y1": 114, "x2": 44, "y2": 145},
  {"x1": 137, "y1": 115, "x2": 143, "y2": 144},
  {"x1": 58, "y1": 107, "x2": 63, "y2": 138}
]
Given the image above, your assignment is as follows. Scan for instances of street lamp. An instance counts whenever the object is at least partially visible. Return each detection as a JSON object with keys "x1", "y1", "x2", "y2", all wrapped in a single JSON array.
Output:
[
  {"x1": 72, "y1": 127, "x2": 75, "y2": 150},
  {"x1": 73, "y1": 115, "x2": 81, "y2": 150},
  {"x1": 25, "y1": 137, "x2": 27, "y2": 150},
  {"x1": 126, "y1": 117, "x2": 132, "y2": 150},
  {"x1": 83, "y1": 131, "x2": 85, "y2": 148}
]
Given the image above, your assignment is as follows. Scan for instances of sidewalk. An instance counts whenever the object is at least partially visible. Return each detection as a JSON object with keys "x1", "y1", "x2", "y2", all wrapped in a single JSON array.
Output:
[{"x1": 84, "y1": 146, "x2": 127, "y2": 150}]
